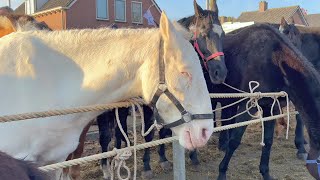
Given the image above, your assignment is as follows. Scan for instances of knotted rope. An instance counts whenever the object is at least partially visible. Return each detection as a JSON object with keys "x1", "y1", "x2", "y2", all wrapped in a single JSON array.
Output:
[
  {"x1": 212, "y1": 81, "x2": 290, "y2": 146},
  {"x1": 109, "y1": 100, "x2": 160, "y2": 180}
]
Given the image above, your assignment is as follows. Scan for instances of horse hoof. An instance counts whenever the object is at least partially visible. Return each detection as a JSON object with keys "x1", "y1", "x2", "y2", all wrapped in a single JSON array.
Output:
[
  {"x1": 160, "y1": 161, "x2": 173, "y2": 171},
  {"x1": 217, "y1": 173, "x2": 227, "y2": 180},
  {"x1": 141, "y1": 170, "x2": 154, "y2": 179},
  {"x1": 297, "y1": 152, "x2": 308, "y2": 160}
]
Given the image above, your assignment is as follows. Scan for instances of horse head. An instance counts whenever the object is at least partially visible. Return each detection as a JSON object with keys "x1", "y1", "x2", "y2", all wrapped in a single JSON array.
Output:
[
  {"x1": 180, "y1": 0, "x2": 227, "y2": 84},
  {"x1": 0, "y1": 14, "x2": 51, "y2": 38},
  {"x1": 279, "y1": 17, "x2": 302, "y2": 50},
  {"x1": 143, "y1": 11, "x2": 214, "y2": 150}
]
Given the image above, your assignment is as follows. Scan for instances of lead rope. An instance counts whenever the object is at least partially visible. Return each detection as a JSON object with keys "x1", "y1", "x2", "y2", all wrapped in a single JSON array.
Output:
[{"x1": 110, "y1": 107, "x2": 134, "y2": 180}]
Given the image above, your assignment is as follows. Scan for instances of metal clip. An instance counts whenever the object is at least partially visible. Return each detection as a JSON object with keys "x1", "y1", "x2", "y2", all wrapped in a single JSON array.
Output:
[{"x1": 182, "y1": 111, "x2": 192, "y2": 123}]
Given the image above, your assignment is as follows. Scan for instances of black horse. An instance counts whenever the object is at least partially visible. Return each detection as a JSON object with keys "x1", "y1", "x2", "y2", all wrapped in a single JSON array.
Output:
[
  {"x1": 214, "y1": 23, "x2": 320, "y2": 180},
  {"x1": 97, "y1": 1, "x2": 227, "y2": 179},
  {"x1": 278, "y1": 18, "x2": 320, "y2": 180},
  {"x1": 0, "y1": 151, "x2": 48, "y2": 180}
]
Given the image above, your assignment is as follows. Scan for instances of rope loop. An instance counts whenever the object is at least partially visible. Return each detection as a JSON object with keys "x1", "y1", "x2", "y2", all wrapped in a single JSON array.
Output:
[{"x1": 110, "y1": 148, "x2": 132, "y2": 180}]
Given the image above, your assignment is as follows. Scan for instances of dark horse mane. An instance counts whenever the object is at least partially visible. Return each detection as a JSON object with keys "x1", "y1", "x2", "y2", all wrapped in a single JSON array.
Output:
[{"x1": 225, "y1": 23, "x2": 317, "y2": 76}]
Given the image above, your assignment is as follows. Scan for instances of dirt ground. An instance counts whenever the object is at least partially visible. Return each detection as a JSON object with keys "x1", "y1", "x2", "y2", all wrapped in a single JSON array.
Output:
[{"x1": 80, "y1": 108, "x2": 313, "y2": 180}]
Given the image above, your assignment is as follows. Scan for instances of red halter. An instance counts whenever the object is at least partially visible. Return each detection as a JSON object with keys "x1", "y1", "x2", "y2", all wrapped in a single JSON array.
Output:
[{"x1": 193, "y1": 18, "x2": 224, "y2": 70}]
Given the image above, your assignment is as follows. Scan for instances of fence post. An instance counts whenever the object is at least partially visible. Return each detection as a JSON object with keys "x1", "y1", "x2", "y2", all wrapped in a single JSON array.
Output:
[{"x1": 173, "y1": 134, "x2": 186, "y2": 180}]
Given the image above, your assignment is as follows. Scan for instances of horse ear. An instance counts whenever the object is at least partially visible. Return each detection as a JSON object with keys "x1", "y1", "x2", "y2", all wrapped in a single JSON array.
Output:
[
  {"x1": 194, "y1": 0, "x2": 204, "y2": 17},
  {"x1": 210, "y1": 0, "x2": 219, "y2": 14},
  {"x1": 160, "y1": 11, "x2": 175, "y2": 42},
  {"x1": 280, "y1": 17, "x2": 288, "y2": 27}
]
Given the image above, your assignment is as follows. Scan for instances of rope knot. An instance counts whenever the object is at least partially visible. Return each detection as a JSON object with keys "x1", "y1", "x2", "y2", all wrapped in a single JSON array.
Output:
[
  {"x1": 114, "y1": 148, "x2": 132, "y2": 161},
  {"x1": 111, "y1": 148, "x2": 132, "y2": 180}
]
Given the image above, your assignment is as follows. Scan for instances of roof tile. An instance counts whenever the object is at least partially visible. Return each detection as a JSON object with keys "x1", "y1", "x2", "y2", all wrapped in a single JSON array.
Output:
[{"x1": 237, "y1": 6, "x2": 299, "y2": 24}]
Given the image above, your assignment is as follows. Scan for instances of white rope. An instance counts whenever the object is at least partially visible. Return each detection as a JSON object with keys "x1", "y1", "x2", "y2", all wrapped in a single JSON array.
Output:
[
  {"x1": 213, "y1": 81, "x2": 290, "y2": 146},
  {"x1": 110, "y1": 107, "x2": 134, "y2": 180},
  {"x1": 111, "y1": 102, "x2": 157, "y2": 180},
  {"x1": 39, "y1": 111, "x2": 298, "y2": 172}
]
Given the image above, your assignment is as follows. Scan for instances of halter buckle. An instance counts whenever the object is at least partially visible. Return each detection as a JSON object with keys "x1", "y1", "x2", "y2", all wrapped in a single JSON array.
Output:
[
  {"x1": 182, "y1": 111, "x2": 192, "y2": 123},
  {"x1": 158, "y1": 84, "x2": 167, "y2": 92}
]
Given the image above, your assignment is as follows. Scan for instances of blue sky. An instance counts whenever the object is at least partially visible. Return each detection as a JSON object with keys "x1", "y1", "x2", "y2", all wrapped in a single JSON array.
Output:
[{"x1": 1, "y1": 0, "x2": 319, "y2": 20}]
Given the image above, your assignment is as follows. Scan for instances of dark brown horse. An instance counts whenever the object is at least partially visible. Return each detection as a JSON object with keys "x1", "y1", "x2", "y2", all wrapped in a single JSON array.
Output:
[
  {"x1": 0, "y1": 151, "x2": 48, "y2": 180},
  {"x1": 178, "y1": 0, "x2": 227, "y2": 84},
  {"x1": 215, "y1": 23, "x2": 320, "y2": 180},
  {"x1": 279, "y1": 18, "x2": 320, "y2": 180}
]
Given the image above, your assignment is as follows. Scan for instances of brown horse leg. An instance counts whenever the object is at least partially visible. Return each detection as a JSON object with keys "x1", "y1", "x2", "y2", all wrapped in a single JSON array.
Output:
[{"x1": 63, "y1": 121, "x2": 92, "y2": 180}]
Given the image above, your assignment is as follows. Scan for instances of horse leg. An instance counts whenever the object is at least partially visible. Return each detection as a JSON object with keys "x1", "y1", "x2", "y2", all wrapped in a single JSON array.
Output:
[
  {"x1": 295, "y1": 113, "x2": 308, "y2": 160},
  {"x1": 62, "y1": 122, "x2": 92, "y2": 180},
  {"x1": 219, "y1": 103, "x2": 237, "y2": 152},
  {"x1": 70, "y1": 122, "x2": 91, "y2": 180},
  {"x1": 218, "y1": 102, "x2": 255, "y2": 180},
  {"x1": 97, "y1": 111, "x2": 114, "y2": 180},
  {"x1": 259, "y1": 107, "x2": 276, "y2": 180},
  {"x1": 141, "y1": 105, "x2": 156, "y2": 179},
  {"x1": 115, "y1": 107, "x2": 130, "y2": 148},
  {"x1": 157, "y1": 128, "x2": 173, "y2": 172}
]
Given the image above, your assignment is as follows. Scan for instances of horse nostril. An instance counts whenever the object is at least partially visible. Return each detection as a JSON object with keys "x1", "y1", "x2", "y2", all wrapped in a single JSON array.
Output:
[
  {"x1": 214, "y1": 70, "x2": 219, "y2": 77},
  {"x1": 201, "y1": 128, "x2": 208, "y2": 140}
]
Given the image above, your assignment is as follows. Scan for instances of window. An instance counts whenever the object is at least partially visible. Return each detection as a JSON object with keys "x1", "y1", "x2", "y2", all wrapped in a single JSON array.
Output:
[
  {"x1": 115, "y1": 0, "x2": 126, "y2": 22},
  {"x1": 96, "y1": 0, "x2": 108, "y2": 20},
  {"x1": 132, "y1": 1, "x2": 142, "y2": 24}
]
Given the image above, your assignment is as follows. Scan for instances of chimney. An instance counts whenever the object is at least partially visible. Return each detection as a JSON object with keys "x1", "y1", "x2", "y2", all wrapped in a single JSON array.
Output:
[{"x1": 259, "y1": 1, "x2": 268, "y2": 12}]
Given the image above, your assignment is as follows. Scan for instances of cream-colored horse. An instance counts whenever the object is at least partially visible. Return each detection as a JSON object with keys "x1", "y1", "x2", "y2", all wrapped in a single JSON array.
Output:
[{"x1": 0, "y1": 12, "x2": 213, "y2": 179}]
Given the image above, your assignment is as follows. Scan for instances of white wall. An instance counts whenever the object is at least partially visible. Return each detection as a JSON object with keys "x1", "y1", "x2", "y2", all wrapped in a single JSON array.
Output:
[{"x1": 222, "y1": 21, "x2": 255, "y2": 34}]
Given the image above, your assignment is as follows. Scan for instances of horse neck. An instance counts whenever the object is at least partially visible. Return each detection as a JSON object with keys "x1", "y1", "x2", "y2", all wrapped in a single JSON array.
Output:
[
  {"x1": 32, "y1": 29, "x2": 161, "y2": 105},
  {"x1": 279, "y1": 44, "x2": 320, "y2": 149}
]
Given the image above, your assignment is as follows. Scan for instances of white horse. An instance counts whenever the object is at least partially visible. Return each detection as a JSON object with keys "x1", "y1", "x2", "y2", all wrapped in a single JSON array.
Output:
[{"x1": 0, "y1": 12, "x2": 213, "y2": 179}]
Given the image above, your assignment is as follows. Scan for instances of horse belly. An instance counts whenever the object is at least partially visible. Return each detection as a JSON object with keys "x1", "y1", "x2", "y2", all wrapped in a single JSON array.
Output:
[{"x1": 0, "y1": 117, "x2": 85, "y2": 165}]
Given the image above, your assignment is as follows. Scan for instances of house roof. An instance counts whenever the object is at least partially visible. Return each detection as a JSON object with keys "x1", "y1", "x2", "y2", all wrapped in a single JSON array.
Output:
[
  {"x1": 14, "y1": 0, "x2": 74, "y2": 15},
  {"x1": 14, "y1": 2, "x2": 25, "y2": 14},
  {"x1": 306, "y1": 14, "x2": 320, "y2": 27},
  {"x1": 237, "y1": 6, "x2": 302, "y2": 24},
  {"x1": 38, "y1": 0, "x2": 74, "y2": 11}
]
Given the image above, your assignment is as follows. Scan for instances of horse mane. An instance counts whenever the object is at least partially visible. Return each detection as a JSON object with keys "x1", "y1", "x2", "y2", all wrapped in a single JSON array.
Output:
[
  {"x1": 226, "y1": 23, "x2": 317, "y2": 76},
  {"x1": 172, "y1": 21, "x2": 192, "y2": 40},
  {"x1": 16, "y1": 27, "x2": 160, "y2": 47}
]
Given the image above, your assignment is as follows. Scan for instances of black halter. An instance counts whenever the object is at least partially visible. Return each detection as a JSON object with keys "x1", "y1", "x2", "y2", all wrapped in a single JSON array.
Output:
[{"x1": 149, "y1": 38, "x2": 214, "y2": 129}]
